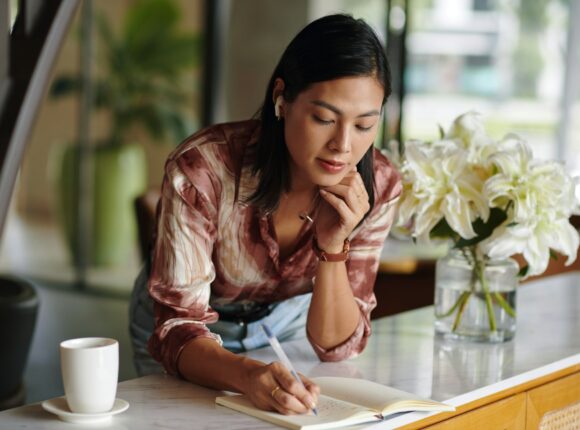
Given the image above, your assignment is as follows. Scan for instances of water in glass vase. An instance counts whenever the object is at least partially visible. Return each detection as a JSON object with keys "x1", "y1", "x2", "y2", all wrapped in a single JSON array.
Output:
[{"x1": 434, "y1": 248, "x2": 519, "y2": 343}]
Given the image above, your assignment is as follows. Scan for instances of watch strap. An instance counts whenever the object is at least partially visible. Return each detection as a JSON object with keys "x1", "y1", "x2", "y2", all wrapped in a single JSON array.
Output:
[{"x1": 312, "y1": 236, "x2": 350, "y2": 262}]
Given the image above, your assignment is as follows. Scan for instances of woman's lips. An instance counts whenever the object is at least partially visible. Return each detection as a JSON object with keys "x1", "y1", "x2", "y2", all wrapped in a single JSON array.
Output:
[{"x1": 316, "y1": 158, "x2": 347, "y2": 173}]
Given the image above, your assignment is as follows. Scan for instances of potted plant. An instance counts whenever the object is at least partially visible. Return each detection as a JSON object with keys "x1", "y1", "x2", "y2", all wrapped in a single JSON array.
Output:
[{"x1": 50, "y1": 0, "x2": 201, "y2": 266}]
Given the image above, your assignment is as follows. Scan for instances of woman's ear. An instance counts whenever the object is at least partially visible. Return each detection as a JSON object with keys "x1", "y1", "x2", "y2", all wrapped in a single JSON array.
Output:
[
  {"x1": 274, "y1": 96, "x2": 284, "y2": 119},
  {"x1": 272, "y1": 78, "x2": 286, "y2": 119}
]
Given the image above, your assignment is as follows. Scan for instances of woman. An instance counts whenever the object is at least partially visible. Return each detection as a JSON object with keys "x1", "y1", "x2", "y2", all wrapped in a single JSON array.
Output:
[{"x1": 130, "y1": 14, "x2": 401, "y2": 415}]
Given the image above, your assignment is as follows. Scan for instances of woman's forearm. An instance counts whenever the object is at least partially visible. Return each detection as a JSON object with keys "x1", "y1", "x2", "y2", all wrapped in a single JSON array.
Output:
[
  {"x1": 306, "y1": 260, "x2": 361, "y2": 349},
  {"x1": 177, "y1": 337, "x2": 264, "y2": 393}
]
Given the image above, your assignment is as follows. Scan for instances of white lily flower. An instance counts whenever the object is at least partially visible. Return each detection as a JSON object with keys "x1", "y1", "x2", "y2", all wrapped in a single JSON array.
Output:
[
  {"x1": 395, "y1": 110, "x2": 580, "y2": 280},
  {"x1": 398, "y1": 141, "x2": 488, "y2": 240},
  {"x1": 445, "y1": 111, "x2": 495, "y2": 164},
  {"x1": 486, "y1": 136, "x2": 576, "y2": 222},
  {"x1": 480, "y1": 214, "x2": 579, "y2": 277},
  {"x1": 445, "y1": 111, "x2": 486, "y2": 148}
]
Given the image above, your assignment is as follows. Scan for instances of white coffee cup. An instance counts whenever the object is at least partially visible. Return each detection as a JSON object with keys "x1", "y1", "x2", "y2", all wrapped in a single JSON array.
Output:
[{"x1": 60, "y1": 337, "x2": 119, "y2": 414}]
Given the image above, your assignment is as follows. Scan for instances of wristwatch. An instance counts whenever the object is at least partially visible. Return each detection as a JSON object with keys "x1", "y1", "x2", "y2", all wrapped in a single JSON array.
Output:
[{"x1": 312, "y1": 236, "x2": 350, "y2": 262}]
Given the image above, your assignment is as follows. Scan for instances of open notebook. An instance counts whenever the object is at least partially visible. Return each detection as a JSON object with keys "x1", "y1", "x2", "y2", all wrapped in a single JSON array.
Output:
[{"x1": 215, "y1": 376, "x2": 455, "y2": 430}]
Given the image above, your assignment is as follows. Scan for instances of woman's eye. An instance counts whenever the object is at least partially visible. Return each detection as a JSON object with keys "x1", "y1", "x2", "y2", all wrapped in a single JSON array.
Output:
[
  {"x1": 356, "y1": 124, "x2": 374, "y2": 132},
  {"x1": 313, "y1": 115, "x2": 334, "y2": 125}
]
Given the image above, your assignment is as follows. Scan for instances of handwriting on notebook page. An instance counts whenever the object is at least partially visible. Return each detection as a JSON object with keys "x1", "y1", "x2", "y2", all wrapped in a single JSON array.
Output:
[{"x1": 316, "y1": 396, "x2": 365, "y2": 416}]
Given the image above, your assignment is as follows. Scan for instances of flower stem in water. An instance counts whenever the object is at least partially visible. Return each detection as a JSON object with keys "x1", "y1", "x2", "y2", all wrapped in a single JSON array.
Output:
[
  {"x1": 435, "y1": 291, "x2": 471, "y2": 318},
  {"x1": 493, "y1": 291, "x2": 516, "y2": 318},
  {"x1": 452, "y1": 291, "x2": 471, "y2": 332},
  {"x1": 472, "y1": 248, "x2": 496, "y2": 332}
]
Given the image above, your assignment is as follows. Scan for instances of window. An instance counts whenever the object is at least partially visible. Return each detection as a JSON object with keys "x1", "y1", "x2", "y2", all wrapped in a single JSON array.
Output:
[{"x1": 404, "y1": 0, "x2": 578, "y2": 169}]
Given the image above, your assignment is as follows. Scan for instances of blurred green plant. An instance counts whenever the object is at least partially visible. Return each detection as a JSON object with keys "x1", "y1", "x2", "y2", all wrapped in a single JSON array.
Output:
[
  {"x1": 512, "y1": 0, "x2": 547, "y2": 98},
  {"x1": 51, "y1": 0, "x2": 201, "y2": 146}
]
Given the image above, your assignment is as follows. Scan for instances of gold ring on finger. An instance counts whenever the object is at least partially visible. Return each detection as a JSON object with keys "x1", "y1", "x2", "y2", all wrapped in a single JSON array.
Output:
[{"x1": 271, "y1": 386, "x2": 281, "y2": 398}]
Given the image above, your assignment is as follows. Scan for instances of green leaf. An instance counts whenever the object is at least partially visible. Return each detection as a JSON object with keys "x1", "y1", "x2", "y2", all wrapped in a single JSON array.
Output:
[
  {"x1": 92, "y1": 80, "x2": 114, "y2": 108},
  {"x1": 124, "y1": 0, "x2": 179, "y2": 59},
  {"x1": 121, "y1": 102, "x2": 194, "y2": 142},
  {"x1": 426, "y1": 208, "x2": 509, "y2": 248},
  {"x1": 95, "y1": 12, "x2": 116, "y2": 56},
  {"x1": 517, "y1": 265, "x2": 529, "y2": 278},
  {"x1": 125, "y1": 35, "x2": 200, "y2": 76},
  {"x1": 455, "y1": 207, "x2": 508, "y2": 248},
  {"x1": 50, "y1": 76, "x2": 113, "y2": 110},
  {"x1": 50, "y1": 75, "x2": 83, "y2": 97},
  {"x1": 430, "y1": 218, "x2": 457, "y2": 240},
  {"x1": 549, "y1": 249, "x2": 559, "y2": 261}
]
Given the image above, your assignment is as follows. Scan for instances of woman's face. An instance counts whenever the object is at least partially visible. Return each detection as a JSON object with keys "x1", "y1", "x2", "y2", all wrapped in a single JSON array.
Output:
[{"x1": 282, "y1": 75, "x2": 384, "y2": 191}]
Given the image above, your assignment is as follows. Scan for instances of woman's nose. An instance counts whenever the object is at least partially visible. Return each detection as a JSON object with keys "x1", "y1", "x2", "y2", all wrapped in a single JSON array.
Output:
[{"x1": 328, "y1": 125, "x2": 351, "y2": 153}]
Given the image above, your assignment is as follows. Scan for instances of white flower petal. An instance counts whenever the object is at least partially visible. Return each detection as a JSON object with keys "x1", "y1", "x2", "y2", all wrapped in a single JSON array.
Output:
[
  {"x1": 546, "y1": 220, "x2": 579, "y2": 265},
  {"x1": 522, "y1": 239, "x2": 551, "y2": 277},
  {"x1": 442, "y1": 196, "x2": 477, "y2": 239},
  {"x1": 414, "y1": 206, "x2": 444, "y2": 238},
  {"x1": 481, "y1": 224, "x2": 528, "y2": 259}
]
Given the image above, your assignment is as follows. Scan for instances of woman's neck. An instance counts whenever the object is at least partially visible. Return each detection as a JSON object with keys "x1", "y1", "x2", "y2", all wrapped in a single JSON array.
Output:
[
  {"x1": 273, "y1": 186, "x2": 319, "y2": 260},
  {"x1": 276, "y1": 168, "x2": 320, "y2": 221}
]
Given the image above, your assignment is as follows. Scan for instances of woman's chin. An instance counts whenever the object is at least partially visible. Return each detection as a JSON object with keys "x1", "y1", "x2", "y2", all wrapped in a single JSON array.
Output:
[
  {"x1": 312, "y1": 174, "x2": 346, "y2": 188},
  {"x1": 292, "y1": 169, "x2": 347, "y2": 190}
]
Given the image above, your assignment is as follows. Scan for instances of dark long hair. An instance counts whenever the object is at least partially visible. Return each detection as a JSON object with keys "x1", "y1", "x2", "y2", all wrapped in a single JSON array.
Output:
[{"x1": 248, "y1": 14, "x2": 392, "y2": 217}]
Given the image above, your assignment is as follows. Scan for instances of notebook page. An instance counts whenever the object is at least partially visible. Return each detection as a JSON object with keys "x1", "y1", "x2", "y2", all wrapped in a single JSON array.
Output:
[
  {"x1": 314, "y1": 377, "x2": 429, "y2": 412},
  {"x1": 216, "y1": 394, "x2": 379, "y2": 430}
]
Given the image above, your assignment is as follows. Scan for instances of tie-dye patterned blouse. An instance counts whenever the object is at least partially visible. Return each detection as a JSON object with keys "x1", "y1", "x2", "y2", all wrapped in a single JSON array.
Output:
[{"x1": 147, "y1": 119, "x2": 402, "y2": 375}]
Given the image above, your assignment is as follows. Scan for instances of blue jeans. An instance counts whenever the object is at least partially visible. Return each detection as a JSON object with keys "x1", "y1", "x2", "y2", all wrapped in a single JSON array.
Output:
[{"x1": 129, "y1": 264, "x2": 311, "y2": 376}]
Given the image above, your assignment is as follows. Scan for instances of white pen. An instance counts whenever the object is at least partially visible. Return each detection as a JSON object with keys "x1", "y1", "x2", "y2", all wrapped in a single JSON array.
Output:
[{"x1": 261, "y1": 323, "x2": 318, "y2": 416}]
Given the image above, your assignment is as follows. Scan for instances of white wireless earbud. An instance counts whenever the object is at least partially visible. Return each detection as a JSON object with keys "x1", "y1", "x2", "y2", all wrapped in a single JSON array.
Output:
[{"x1": 274, "y1": 96, "x2": 283, "y2": 119}]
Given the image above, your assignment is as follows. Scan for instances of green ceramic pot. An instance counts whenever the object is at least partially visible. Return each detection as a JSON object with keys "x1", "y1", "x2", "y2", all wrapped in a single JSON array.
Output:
[{"x1": 57, "y1": 143, "x2": 147, "y2": 267}]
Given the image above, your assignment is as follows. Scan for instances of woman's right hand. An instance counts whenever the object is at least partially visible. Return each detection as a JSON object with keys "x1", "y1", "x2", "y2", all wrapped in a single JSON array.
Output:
[{"x1": 243, "y1": 361, "x2": 320, "y2": 415}]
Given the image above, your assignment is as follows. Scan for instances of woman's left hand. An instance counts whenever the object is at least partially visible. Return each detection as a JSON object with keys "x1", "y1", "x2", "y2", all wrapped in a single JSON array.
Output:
[{"x1": 315, "y1": 169, "x2": 370, "y2": 253}]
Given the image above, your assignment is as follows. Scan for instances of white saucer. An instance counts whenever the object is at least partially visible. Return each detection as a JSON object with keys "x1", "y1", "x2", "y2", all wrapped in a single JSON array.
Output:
[{"x1": 41, "y1": 397, "x2": 129, "y2": 424}]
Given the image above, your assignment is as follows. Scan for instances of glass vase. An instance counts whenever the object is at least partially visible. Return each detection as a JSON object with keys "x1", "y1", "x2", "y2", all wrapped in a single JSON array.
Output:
[{"x1": 434, "y1": 247, "x2": 519, "y2": 342}]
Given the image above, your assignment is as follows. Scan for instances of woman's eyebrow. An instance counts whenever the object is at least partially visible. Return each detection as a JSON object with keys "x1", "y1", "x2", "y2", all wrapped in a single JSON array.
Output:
[{"x1": 310, "y1": 100, "x2": 380, "y2": 117}]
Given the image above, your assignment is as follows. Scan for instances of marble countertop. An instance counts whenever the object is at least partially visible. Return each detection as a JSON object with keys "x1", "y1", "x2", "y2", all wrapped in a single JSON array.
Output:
[{"x1": 1, "y1": 272, "x2": 579, "y2": 429}]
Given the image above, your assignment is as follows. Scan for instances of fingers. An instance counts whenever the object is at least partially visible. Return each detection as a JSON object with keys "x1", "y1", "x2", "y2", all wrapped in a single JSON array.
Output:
[
  {"x1": 317, "y1": 176, "x2": 370, "y2": 249},
  {"x1": 269, "y1": 385, "x2": 294, "y2": 415},
  {"x1": 320, "y1": 180, "x2": 370, "y2": 218},
  {"x1": 300, "y1": 374, "x2": 321, "y2": 400},
  {"x1": 319, "y1": 189, "x2": 353, "y2": 222},
  {"x1": 314, "y1": 170, "x2": 370, "y2": 251},
  {"x1": 325, "y1": 172, "x2": 368, "y2": 205},
  {"x1": 349, "y1": 169, "x2": 366, "y2": 198},
  {"x1": 269, "y1": 362, "x2": 318, "y2": 415},
  {"x1": 351, "y1": 172, "x2": 367, "y2": 201},
  {"x1": 324, "y1": 183, "x2": 368, "y2": 208}
]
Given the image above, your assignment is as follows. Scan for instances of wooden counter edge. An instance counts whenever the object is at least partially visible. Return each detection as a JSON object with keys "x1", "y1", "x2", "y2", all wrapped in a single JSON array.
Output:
[{"x1": 395, "y1": 363, "x2": 580, "y2": 430}]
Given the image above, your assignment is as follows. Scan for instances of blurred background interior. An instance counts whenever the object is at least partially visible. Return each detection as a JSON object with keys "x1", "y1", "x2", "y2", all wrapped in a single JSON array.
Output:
[{"x1": 0, "y1": 0, "x2": 579, "y2": 410}]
